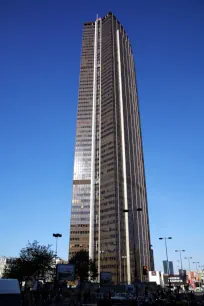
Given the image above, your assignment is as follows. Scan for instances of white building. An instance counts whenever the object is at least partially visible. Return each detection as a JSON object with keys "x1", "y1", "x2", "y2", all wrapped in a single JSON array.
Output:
[
  {"x1": 0, "y1": 257, "x2": 7, "y2": 278},
  {"x1": 0, "y1": 256, "x2": 16, "y2": 278},
  {"x1": 148, "y1": 271, "x2": 164, "y2": 287}
]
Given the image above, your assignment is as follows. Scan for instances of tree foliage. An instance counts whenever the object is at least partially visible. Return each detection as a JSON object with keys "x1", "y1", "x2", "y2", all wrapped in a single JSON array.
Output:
[
  {"x1": 69, "y1": 250, "x2": 98, "y2": 282},
  {"x1": 3, "y1": 241, "x2": 55, "y2": 282}
]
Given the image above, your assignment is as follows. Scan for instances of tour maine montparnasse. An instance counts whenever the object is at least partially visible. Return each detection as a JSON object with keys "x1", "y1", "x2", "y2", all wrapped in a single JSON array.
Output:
[{"x1": 69, "y1": 12, "x2": 153, "y2": 284}]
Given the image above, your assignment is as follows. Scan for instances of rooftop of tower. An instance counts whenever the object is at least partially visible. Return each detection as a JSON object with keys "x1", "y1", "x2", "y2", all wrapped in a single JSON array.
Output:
[{"x1": 84, "y1": 12, "x2": 130, "y2": 45}]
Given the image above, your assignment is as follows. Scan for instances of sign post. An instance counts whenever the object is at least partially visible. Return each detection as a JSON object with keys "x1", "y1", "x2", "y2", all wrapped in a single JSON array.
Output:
[
  {"x1": 100, "y1": 272, "x2": 112, "y2": 285},
  {"x1": 56, "y1": 264, "x2": 75, "y2": 282}
]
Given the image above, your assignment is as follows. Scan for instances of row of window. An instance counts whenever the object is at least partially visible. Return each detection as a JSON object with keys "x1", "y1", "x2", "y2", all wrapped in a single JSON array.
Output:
[
  {"x1": 100, "y1": 257, "x2": 116, "y2": 261},
  {"x1": 71, "y1": 220, "x2": 90, "y2": 224},
  {"x1": 77, "y1": 126, "x2": 91, "y2": 130},
  {"x1": 77, "y1": 117, "x2": 92, "y2": 121},
  {"x1": 71, "y1": 224, "x2": 89, "y2": 228},
  {"x1": 70, "y1": 231, "x2": 89, "y2": 234},
  {"x1": 100, "y1": 207, "x2": 115, "y2": 213},
  {"x1": 101, "y1": 131, "x2": 114, "y2": 138},
  {"x1": 78, "y1": 99, "x2": 92, "y2": 104},
  {"x1": 78, "y1": 107, "x2": 92, "y2": 112},
  {"x1": 99, "y1": 200, "x2": 115, "y2": 206},
  {"x1": 70, "y1": 244, "x2": 89, "y2": 248},
  {"x1": 101, "y1": 265, "x2": 117, "y2": 269},
  {"x1": 101, "y1": 213, "x2": 116, "y2": 220},
  {"x1": 76, "y1": 134, "x2": 92, "y2": 139},
  {"x1": 101, "y1": 219, "x2": 117, "y2": 226},
  {"x1": 71, "y1": 211, "x2": 90, "y2": 215}
]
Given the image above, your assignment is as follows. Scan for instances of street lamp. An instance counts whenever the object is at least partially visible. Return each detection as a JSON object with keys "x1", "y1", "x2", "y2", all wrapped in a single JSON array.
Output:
[
  {"x1": 199, "y1": 265, "x2": 204, "y2": 271},
  {"x1": 193, "y1": 261, "x2": 199, "y2": 273},
  {"x1": 53, "y1": 233, "x2": 62, "y2": 257},
  {"x1": 184, "y1": 256, "x2": 192, "y2": 272},
  {"x1": 177, "y1": 260, "x2": 180, "y2": 273},
  {"x1": 159, "y1": 237, "x2": 172, "y2": 275},
  {"x1": 198, "y1": 265, "x2": 204, "y2": 289},
  {"x1": 193, "y1": 262, "x2": 200, "y2": 288},
  {"x1": 175, "y1": 250, "x2": 185, "y2": 270}
]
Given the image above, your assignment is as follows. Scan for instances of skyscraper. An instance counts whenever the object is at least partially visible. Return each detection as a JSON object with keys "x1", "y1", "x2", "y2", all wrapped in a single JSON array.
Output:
[
  {"x1": 163, "y1": 261, "x2": 174, "y2": 275},
  {"x1": 69, "y1": 12, "x2": 152, "y2": 284}
]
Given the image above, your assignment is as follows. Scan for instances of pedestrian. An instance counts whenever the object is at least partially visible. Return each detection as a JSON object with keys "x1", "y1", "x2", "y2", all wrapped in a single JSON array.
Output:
[
  {"x1": 87, "y1": 289, "x2": 91, "y2": 303},
  {"x1": 77, "y1": 290, "x2": 81, "y2": 304},
  {"x1": 83, "y1": 290, "x2": 88, "y2": 304},
  {"x1": 23, "y1": 289, "x2": 30, "y2": 306},
  {"x1": 190, "y1": 291, "x2": 195, "y2": 301},
  {"x1": 97, "y1": 292, "x2": 112, "y2": 306},
  {"x1": 54, "y1": 288, "x2": 62, "y2": 306}
]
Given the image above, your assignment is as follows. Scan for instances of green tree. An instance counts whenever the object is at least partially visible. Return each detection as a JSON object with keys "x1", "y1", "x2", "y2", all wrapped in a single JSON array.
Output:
[
  {"x1": 3, "y1": 258, "x2": 26, "y2": 284},
  {"x1": 69, "y1": 250, "x2": 98, "y2": 282},
  {"x1": 3, "y1": 241, "x2": 55, "y2": 283}
]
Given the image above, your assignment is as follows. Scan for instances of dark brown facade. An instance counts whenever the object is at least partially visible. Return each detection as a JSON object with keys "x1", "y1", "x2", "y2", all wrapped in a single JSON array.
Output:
[{"x1": 69, "y1": 12, "x2": 152, "y2": 284}]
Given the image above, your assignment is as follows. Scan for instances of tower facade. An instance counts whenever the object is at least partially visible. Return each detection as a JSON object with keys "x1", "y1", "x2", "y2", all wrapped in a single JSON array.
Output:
[{"x1": 69, "y1": 12, "x2": 152, "y2": 284}]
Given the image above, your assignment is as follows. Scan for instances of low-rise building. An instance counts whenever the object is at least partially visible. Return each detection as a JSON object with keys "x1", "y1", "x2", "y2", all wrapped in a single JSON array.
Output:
[
  {"x1": 0, "y1": 256, "x2": 16, "y2": 278},
  {"x1": 148, "y1": 271, "x2": 164, "y2": 287}
]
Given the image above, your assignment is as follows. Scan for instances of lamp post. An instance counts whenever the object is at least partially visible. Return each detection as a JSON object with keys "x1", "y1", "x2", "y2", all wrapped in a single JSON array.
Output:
[
  {"x1": 193, "y1": 261, "x2": 199, "y2": 273},
  {"x1": 159, "y1": 237, "x2": 172, "y2": 275},
  {"x1": 193, "y1": 262, "x2": 200, "y2": 289},
  {"x1": 193, "y1": 261, "x2": 199, "y2": 283},
  {"x1": 184, "y1": 256, "x2": 192, "y2": 272},
  {"x1": 177, "y1": 260, "x2": 180, "y2": 273},
  {"x1": 175, "y1": 250, "x2": 185, "y2": 270},
  {"x1": 198, "y1": 265, "x2": 204, "y2": 287},
  {"x1": 199, "y1": 265, "x2": 204, "y2": 272},
  {"x1": 53, "y1": 233, "x2": 62, "y2": 257}
]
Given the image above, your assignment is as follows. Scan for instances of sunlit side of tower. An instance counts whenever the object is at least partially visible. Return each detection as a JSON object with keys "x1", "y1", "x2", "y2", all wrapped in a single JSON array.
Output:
[{"x1": 69, "y1": 12, "x2": 152, "y2": 284}]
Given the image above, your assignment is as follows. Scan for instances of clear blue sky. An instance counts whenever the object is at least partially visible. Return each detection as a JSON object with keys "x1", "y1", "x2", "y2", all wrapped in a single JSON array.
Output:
[{"x1": 0, "y1": 0, "x2": 204, "y2": 272}]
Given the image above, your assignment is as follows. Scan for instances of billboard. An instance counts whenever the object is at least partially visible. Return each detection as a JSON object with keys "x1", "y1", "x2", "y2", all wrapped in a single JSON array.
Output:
[
  {"x1": 56, "y1": 264, "x2": 75, "y2": 281},
  {"x1": 164, "y1": 275, "x2": 186, "y2": 286},
  {"x1": 100, "y1": 272, "x2": 112, "y2": 285}
]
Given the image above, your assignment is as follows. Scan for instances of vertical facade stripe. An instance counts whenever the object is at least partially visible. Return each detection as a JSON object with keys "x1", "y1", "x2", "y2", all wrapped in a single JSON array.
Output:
[
  {"x1": 116, "y1": 29, "x2": 131, "y2": 284},
  {"x1": 128, "y1": 47, "x2": 142, "y2": 280},
  {"x1": 113, "y1": 17, "x2": 122, "y2": 284},
  {"x1": 98, "y1": 18, "x2": 102, "y2": 278},
  {"x1": 89, "y1": 18, "x2": 98, "y2": 259}
]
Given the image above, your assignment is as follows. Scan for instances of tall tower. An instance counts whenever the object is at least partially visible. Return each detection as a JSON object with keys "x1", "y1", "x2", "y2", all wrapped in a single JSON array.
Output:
[{"x1": 69, "y1": 12, "x2": 152, "y2": 284}]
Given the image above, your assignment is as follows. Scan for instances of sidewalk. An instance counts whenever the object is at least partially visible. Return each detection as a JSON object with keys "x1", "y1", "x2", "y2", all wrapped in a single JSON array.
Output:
[{"x1": 60, "y1": 301, "x2": 97, "y2": 306}]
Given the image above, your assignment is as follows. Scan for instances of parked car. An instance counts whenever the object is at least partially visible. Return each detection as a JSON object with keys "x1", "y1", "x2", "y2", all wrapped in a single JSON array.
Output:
[
  {"x1": 111, "y1": 293, "x2": 127, "y2": 304},
  {"x1": 195, "y1": 287, "x2": 204, "y2": 292},
  {"x1": 0, "y1": 279, "x2": 21, "y2": 306},
  {"x1": 96, "y1": 292, "x2": 104, "y2": 300}
]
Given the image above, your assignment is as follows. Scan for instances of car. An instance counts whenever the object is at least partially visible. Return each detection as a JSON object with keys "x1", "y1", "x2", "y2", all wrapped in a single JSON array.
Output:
[
  {"x1": 195, "y1": 287, "x2": 204, "y2": 292},
  {"x1": 127, "y1": 293, "x2": 136, "y2": 300},
  {"x1": 96, "y1": 292, "x2": 104, "y2": 300},
  {"x1": 111, "y1": 293, "x2": 127, "y2": 304},
  {"x1": 0, "y1": 279, "x2": 21, "y2": 306}
]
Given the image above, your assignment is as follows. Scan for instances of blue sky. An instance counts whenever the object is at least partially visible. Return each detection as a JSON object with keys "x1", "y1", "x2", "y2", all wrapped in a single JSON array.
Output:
[{"x1": 0, "y1": 0, "x2": 204, "y2": 272}]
